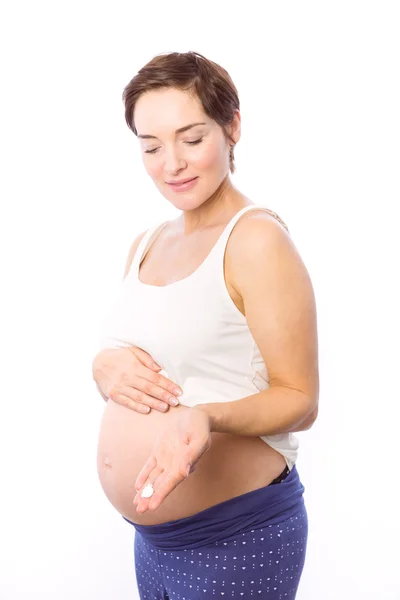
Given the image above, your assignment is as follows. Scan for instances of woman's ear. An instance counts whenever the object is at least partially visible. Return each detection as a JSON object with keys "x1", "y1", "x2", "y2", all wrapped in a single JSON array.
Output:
[{"x1": 230, "y1": 110, "x2": 241, "y2": 144}]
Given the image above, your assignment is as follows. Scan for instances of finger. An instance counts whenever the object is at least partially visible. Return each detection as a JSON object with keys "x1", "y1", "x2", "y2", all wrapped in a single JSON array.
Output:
[
  {"x1": 128, "y1": 346, "x2": 161, "y2": 371},
  {"x1": 145, "y1": 457, "x2": 190, "y2": 513},
  {"x1": 136, "y1": 369, "x2": 183, "y2": 399},
  {"x1": 139, "y1": 395, "x2": 171, "y2": 411},
  {"x1": 110, "y1": 387, "x2": 172, "y2": 413},
  {"x1": 147, "y1": 471, "x2": 185, "y2": 512},
  {"x1": 135, "y1": 464, "x2": 164, "y2": 500},
  {"x1": 137, "y1": 380, "x2": 181, "y2": 407},
  {"x1": 109, "y1": 393, "x2": 151, "y2": 414},
  {"x1": 135, "y1": 455, "x2": 157, "y2": 492},
  {"x1": 120, "y1": 369, "x2": 182, "y2": 404},
  {"x1": 134, "y1": 464, "x2": 164, "y2": 509},
  {"x1": 118, "y1": 388, "x2": 171, "y2": 412}
]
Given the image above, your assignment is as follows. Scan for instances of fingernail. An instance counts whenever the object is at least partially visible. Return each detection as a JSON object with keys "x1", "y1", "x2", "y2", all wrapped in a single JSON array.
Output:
[
  {"x1": 186, "y1": 464, "x2": 191, "y2": 477},
  {"x1": 173, "y1": 388, "x2": 182, "y2": 396},
  {"x1": 170, "y1": 397, "x2": 179, "y2": 406}
]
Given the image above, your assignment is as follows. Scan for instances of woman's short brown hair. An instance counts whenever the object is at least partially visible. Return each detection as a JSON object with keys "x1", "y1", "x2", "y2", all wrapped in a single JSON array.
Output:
[{"x1": 122, "y1": 51, "x2": 240, "y2": 173}]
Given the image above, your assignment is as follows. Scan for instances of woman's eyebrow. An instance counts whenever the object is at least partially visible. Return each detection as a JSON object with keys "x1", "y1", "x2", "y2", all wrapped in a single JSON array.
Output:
[{"x1": 137, "y1": 122, "x2": 207, "y2": 140}]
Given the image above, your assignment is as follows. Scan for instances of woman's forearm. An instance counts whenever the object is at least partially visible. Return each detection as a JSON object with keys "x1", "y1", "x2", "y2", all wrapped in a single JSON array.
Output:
[
  {"x1": 198, "y1": 385, "x2": 318, "y2": 437},
  {"x1": 285, "y1": 406, "x2": 318, "y2": 432}
]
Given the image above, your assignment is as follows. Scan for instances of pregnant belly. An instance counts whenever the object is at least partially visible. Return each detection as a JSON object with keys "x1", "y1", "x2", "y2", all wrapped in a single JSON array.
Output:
[{"x1": 97, "y1": 400, "x2": 286, "y2": 526}]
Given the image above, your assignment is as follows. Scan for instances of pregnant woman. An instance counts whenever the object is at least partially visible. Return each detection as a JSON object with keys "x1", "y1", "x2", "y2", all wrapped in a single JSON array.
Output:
[{"x1": 92, "y1": 51, "x2": 319, "y2": 599}]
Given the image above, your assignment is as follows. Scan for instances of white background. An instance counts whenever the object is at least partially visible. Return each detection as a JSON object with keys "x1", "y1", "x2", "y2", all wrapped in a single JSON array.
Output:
[{"x1": 1, "y1": 1, "x2": 399, "y2": 599}]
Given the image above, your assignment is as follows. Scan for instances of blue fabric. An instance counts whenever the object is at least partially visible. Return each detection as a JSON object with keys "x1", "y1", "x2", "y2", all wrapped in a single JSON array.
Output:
[
  {"x1": 133, "y1": 505, "x2": 308, "y2": 599},
  {"x1": 125, "y1": 465, "x2": 305, "y2": 551},
  {"x1": 126, "y1": 465, "x2": 308, "y2": 599}
]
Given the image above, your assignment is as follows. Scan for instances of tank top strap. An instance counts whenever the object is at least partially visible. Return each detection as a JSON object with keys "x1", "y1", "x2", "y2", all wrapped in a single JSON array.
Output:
[
  {"x1": 130, "y1": 221, "x2": 169, "y2": 275},
  {"x1": 214, "y1": 204, "x2": 289, "y2": 255},
  {"x1": 189, "y1": 205, "x2": 288, "y2": 287},
  {"x1": 129, "y1": 206, "x2": 288, "y2": 280}
]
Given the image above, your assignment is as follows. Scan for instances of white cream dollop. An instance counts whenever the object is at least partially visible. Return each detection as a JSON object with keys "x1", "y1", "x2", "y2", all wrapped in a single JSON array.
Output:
[{"x1": 141, "y1": 484, "x2": 154, "y2": 499}]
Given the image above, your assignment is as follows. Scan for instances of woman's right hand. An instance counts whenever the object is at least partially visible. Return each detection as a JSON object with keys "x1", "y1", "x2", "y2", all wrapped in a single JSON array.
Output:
[{"x1": 92, "y1": 346, "x2": 183, "y2": 414}]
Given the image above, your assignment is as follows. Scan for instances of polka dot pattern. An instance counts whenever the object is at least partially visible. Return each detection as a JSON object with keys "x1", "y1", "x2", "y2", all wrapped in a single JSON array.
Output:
[{"x1": 134, "y1": 505, "x2": 308, "y2": 599}]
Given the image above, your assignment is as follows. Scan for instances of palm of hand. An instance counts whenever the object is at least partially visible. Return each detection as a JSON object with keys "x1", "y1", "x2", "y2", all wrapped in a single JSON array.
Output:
[{"x1": 134, "y1": 408, "x2": 212, "y2": 514}]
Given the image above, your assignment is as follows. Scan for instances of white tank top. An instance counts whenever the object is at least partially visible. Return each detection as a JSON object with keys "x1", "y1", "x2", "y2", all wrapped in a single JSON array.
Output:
[{"x1": 98, "y1": 205, "x2": 299, "y2": 469}]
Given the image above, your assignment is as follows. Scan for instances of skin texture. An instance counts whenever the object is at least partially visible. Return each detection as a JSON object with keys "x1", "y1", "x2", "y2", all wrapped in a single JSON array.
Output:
[{"x1": 96, "y1": 87, "x2": 319, "y2": 523}]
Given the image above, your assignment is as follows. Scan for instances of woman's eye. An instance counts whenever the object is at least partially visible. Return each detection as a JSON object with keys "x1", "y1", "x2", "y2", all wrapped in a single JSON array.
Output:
[
  {"x1": 186, "y1": 137, "x2": 203, "y2": 146},
  {"x1": 144, "y1": 137, "x2": 203, "y2": 154}
]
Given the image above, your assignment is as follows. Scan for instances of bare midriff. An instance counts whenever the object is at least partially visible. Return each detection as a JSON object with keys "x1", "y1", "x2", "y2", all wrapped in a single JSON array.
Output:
[{"x1": 97, "y1": 401, "x2": 286, "y2": 526}]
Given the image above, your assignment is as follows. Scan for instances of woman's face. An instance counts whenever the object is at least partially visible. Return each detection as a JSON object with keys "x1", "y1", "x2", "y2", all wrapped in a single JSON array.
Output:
[{"x1": 133, "y1": 87, "x2": 240, "y2": 210}]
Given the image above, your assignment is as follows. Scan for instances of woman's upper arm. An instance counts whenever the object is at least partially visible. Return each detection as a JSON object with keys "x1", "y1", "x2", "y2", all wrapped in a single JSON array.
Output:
[{"x1": 227, "y1": 211, "x2": 319, "y2": 405}]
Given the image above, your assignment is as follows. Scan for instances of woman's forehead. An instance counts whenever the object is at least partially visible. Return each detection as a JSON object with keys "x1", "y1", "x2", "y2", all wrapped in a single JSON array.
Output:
[{"x1": 135, "y1": 89, "x2": 210, "y2": 136}]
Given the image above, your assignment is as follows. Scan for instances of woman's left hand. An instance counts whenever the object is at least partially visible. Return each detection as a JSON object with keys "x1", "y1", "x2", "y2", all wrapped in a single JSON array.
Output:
[{"x1": 133, "y1": 407, "x2": 212, "y2": 514}]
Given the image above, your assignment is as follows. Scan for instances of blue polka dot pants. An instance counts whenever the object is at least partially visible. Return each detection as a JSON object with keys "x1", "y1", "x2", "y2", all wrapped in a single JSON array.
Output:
[{"x1": 134, "y1": 505, "x2": 308, "y2": 599}]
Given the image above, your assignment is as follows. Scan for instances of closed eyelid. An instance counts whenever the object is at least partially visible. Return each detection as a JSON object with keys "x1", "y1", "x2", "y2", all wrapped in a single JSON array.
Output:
[
  {"x1": 143, "y1": 136, "x2": 204, "y2": 153},
  {"x1": 141, "y1": 128, "x2": 207, "y2": 144}
]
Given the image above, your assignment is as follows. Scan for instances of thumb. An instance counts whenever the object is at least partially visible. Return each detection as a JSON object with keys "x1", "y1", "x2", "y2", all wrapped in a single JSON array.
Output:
[{"x1": 129, "y1": 346, "x2": 161, "y2": 371}]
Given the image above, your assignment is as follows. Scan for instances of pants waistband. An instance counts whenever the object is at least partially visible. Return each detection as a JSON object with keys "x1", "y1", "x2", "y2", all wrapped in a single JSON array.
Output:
[
  {"x1": 125, "y1": 464, "x2": 305, "y2": 551},
  {"x1": 270, "y1": 464, "x2": 291, "y2": 485}
]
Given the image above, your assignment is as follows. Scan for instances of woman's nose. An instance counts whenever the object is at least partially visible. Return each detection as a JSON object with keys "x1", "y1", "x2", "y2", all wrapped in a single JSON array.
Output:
[{"x1": 164, "y1": 148, "x2": 187, "y2": 174}]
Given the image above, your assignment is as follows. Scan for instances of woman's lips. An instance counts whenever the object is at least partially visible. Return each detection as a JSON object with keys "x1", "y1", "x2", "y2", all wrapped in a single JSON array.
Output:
[{"x1": 167, "y1": 177, "x2": 198, "y2": 192}]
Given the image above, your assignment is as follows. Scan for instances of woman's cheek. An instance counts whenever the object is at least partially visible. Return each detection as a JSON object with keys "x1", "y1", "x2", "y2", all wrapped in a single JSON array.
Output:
[
  {"x1": 143, "y1": 157, "x2": 162, "y2": 180},
  {"x1": 195, "y1": 145, "x2": 223, "y2": 172}
]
